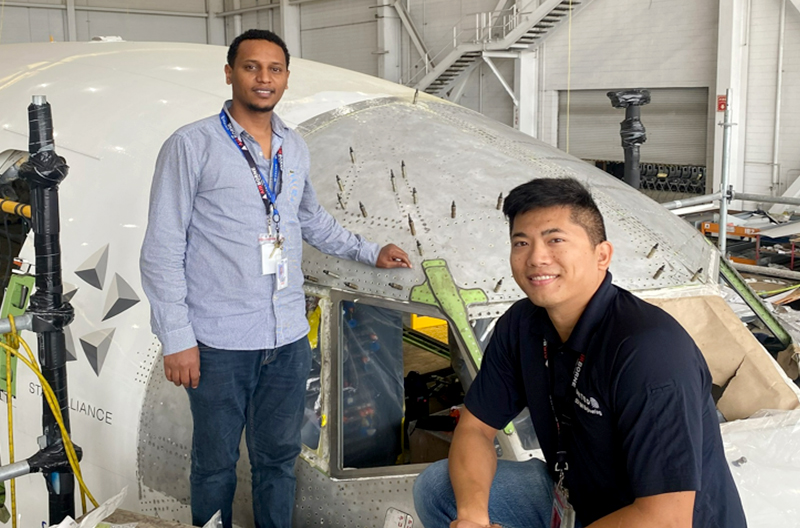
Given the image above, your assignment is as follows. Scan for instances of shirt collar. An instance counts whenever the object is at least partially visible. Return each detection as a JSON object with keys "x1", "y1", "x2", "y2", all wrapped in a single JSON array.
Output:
[
  {"x1": 222, "y1": 100, "x2": 286, "y2": 141},
  {"x1": 564, "y1": 271, "x2": 616, "y2": 353},
  {"x1": 532, "y1": 272, "x2": 616, "y2": 352}
]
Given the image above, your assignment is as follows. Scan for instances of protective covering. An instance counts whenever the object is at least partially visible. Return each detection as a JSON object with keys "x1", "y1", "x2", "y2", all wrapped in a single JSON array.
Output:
[
  {"x1": 340, "y1": 302, "x2": 405, "y2": 468},
  {"x1": 301, "y1": 296, "x2": 323, "y2": 450},
  {"x1": 721, "y1": 410, "x2": 800, "y2": 526}
]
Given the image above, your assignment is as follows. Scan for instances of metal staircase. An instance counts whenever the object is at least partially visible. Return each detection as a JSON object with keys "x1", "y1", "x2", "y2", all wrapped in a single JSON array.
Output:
[{"x1": 407, "y1": 0, "x2": 593, "y2": 96}]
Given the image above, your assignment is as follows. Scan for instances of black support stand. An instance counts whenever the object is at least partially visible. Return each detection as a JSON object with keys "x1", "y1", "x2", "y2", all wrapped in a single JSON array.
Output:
[
  {"x1": 18, "y1": 95, "x2": 76, "y2": 525},
  {"x1": 607, "y1": 89, "x2": 651, "y2": 190}
]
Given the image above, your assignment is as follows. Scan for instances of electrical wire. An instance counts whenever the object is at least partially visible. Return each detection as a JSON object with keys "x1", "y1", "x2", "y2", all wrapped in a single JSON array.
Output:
[
  {"x1": 0, "y1": 0, "x2": 5, "y2": 45},
  {"x1": 5, "y1": 315, "x2": 16, "y2": 528},
  {"x1": 565, "y1": 0, "x2": 573, "y2": 154},
  {"x1": 0, "y1": 315, "x2": 98, "y2": 515}
]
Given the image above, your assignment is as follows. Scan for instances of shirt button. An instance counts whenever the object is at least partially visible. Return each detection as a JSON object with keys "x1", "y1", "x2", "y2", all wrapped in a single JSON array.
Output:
[{"x1": 273, "y1": 295, "x2": 278, "y2": 301}]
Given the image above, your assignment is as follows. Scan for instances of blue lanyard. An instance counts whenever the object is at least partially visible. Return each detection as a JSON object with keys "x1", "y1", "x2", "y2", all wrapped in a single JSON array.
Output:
[{"x1": 219, "y1": 111, "x2": 282, "y2": 229}]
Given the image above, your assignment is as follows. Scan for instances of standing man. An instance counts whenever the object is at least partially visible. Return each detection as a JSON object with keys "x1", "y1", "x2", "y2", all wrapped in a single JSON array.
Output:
[
  {"x1": 140, "y1": 29, "x2": 410, "y2": 528},
  {"x1": 413, "y1": 178, "x2": 745, "y2": 528}
]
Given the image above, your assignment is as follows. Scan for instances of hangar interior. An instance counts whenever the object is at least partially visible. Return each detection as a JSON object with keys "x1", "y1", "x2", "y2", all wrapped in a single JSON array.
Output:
[
  {"x1": 3, "y1": 0, "x2": 800, "y2": 207},
  {"x1": 1, "y1": 1, "x2": 800, "y2": 527}
]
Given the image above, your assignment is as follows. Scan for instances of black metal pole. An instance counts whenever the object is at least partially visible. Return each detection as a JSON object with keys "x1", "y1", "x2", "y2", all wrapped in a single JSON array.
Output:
[
  {"x1": 18, "y1": 95, "x2": 75, "y2": 524},
  {"x1": 607, "y1": 89, "x2": 650, "y2": 189}
]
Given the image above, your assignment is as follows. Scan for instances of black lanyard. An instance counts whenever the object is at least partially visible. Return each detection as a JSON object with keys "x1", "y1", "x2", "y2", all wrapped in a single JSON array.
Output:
[
  {"x1": 219, "y1": 111, "x2": 283, "y2": 235},
  {"x1": 543, "y1": 338, "x2": 585, "y2": 476}
]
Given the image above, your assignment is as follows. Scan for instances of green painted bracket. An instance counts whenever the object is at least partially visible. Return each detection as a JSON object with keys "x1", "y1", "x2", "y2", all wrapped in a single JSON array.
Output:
[
  {"x1": 0, "y1": 273, "x2": 35, "y2": 397},
  {"x1": 410, "y1": 260, "x2": 487, "y2": 368},
  {"x1": 410, "y1": 260, "x2": 517, "y2": 436}
]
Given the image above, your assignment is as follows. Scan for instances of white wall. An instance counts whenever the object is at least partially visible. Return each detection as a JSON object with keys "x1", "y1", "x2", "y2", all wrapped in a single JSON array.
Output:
[
  {"x1": 0, "y1": 0, "x2": 209, "y2": 44},
  {"x1": 539, "y1": 0, "x2": 718, "y2": 175},
  {"x1": 742, "y1": 0, "x2": 800, "y2": 197}
]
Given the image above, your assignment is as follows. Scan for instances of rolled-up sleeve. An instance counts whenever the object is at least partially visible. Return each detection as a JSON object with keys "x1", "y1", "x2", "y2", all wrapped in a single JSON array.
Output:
[{"x1": 140, "y1": 132, "x2": 199, "y2": 355}]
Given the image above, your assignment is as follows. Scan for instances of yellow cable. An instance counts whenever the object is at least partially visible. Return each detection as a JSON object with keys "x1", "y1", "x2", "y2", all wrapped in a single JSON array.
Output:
[
  {"x1": 566, "y1": 0, "x2": 573, "y2": 154},
  {"x1": 15, "y1": 336, "x2": 97, "y2": 510},
  {"x1": 0, "y1": 332, "x2": 98, "y2": 511},
  {"x1": 5, "y1": 316, "x2": 16, "y2": 528}
]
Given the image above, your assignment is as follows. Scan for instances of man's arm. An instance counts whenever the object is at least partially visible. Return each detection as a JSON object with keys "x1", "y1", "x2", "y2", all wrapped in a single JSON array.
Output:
[
  {"x1": 140, "y1": 132, "x2": 201, "y2": 388},
  {"x1": 448, "y1": 408, "x2": 501, "y2": 528},
  {"x1": 587, "y1": 492, "x2": 695, "y2": 528}
]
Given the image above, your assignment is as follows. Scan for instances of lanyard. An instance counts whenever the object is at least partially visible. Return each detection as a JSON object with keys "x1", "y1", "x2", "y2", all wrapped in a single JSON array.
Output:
[
  {"x1": 219, "y1": 111, "x2": 282, "y2": 234},
  {"x1": 543, "y1": 338, "x2": 585, "y2": 477}
]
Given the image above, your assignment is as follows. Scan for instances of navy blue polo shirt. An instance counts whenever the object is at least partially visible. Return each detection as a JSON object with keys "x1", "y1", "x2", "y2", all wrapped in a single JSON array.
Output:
[{"x1": 465, "y1": 273, "x2": 746, "y2": 527}]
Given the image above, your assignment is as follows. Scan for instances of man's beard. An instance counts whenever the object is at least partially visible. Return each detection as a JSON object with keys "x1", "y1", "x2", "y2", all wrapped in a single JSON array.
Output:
[{"x1": 246, "y1": 101, "x2": 275, "y2": 113}]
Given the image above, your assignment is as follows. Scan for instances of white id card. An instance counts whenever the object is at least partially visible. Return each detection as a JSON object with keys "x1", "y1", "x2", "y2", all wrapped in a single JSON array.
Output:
[
  {"x1": 550, "y1": 483, "x2": 576, "y2": 528},
  {"x1": 276, "y1": 258, "x2": 289, "y2": 290},
  {"x1": 259, "y1": 234, "x2": 281, "y2": 275}
]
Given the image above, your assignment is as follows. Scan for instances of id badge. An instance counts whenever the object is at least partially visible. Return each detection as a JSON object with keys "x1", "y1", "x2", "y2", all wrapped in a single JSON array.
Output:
[
  {"x1": 276, "y1": 258, "x2": 289, "y2": 290},
  {"x1": 550, "y1": 483, "x2": 576, "y2": 528},
  {"x1": 259, "y1": 234, "x2": 280, "y2": 275}
]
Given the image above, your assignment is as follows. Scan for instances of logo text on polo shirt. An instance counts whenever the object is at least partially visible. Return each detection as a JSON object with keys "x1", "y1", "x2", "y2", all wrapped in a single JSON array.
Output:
[{"x1": 575, "y1": 389, "x2": 603, "y2": 416}]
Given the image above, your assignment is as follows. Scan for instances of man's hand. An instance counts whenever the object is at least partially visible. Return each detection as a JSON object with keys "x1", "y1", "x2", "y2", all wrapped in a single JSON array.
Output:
[
  {"x1": 376, "y1": 244, "x2": 412, "y2": 268},
  {"x1": 164, "y1": 345, "x2": 200, "y2": 388}
]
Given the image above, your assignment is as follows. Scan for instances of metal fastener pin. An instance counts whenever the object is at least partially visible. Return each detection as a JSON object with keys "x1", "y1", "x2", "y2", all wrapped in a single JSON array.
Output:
[{"x1": 494, "y1": 278, "x2": 503, "y2": 293}]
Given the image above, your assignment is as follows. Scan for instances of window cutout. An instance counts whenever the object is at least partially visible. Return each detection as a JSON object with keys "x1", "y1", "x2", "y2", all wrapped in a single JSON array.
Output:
[{"x1": 339, "y1": 300, "x2": 466, "y2": 470}]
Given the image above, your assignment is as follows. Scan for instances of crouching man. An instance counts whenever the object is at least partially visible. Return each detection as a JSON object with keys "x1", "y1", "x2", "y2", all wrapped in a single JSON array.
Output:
[{"x1": 413, "y1": 178, "x2": 746, "y2": 528}]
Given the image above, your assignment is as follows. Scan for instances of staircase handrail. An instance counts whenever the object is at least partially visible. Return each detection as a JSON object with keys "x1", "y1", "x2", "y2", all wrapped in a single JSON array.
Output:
[{"x1": 403, "y1": 0, "x2": 542, "y2": 86}]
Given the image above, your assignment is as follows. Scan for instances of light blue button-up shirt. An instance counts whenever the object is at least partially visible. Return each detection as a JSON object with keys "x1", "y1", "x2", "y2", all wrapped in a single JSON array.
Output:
[{"x1": 140, "y1": 102, "x2": 380, "y2": 355}]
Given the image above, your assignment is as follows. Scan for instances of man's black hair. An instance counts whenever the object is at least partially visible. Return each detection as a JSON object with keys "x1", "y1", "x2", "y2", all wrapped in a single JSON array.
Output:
[
  {"x1": 503, "y1": 177, "x2": 607, "y2": 246},
  {"x1": 227, "y1": 29, "x2": 290, "y2": 68}
]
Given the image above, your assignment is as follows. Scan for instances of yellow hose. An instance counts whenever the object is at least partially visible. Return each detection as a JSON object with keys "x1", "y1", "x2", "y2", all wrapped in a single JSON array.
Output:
[
  {"x1": 0, "y1": 199, "x2": 31, "y2": 220},
  {"x1": 5, "y1": 316, "x2": 16, "y2": 528},
  {"x1": 0, "y1": 315, "x2": 98, "y2": 515}
]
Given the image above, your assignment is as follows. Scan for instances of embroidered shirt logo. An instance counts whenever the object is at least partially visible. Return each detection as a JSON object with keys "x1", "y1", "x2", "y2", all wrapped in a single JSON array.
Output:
[{"x1": 575, "y1": 389, "x2": 603, "y2": 416}]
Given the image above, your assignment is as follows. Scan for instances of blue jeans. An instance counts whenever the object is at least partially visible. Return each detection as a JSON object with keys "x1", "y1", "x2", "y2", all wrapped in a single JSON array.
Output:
[
  {"x1": 186, "y1": 338, "x2": 312, "y2": 528},
  {"x1": 414, "y1": 458, "x2": 581, "y2": 528}
]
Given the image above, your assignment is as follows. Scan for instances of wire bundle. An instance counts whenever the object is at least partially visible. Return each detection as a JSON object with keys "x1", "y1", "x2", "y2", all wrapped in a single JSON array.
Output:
[{"x1": 1, "y1": 314, "x2": 97, "y2": 525}]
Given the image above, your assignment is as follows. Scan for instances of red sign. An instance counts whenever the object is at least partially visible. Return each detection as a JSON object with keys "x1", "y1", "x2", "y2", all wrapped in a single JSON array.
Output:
[{"x1": 717, "y1": 95, "x2": 727, "y2": 112}]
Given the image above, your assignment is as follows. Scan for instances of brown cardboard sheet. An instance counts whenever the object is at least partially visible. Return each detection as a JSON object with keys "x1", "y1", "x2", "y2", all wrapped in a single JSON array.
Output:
[{"x1": 646, "y1": 295, "x2": 799, "y2": 421}]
